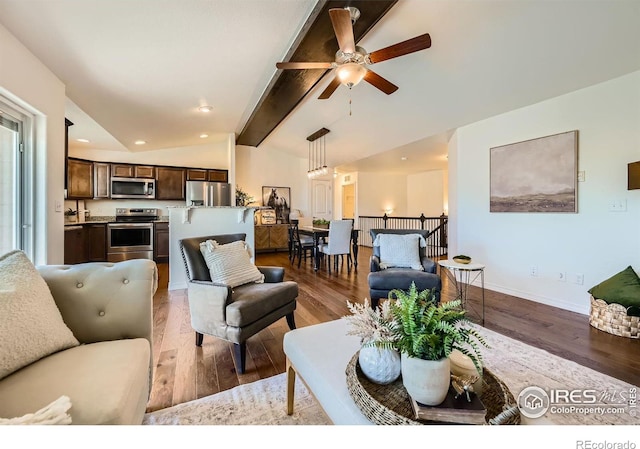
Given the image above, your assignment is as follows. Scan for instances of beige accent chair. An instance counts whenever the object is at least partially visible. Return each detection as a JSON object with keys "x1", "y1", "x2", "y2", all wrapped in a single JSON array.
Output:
[
  {"x1": 0, "y1": 259, "x2": 157, "y2": 424},
  {"x1": 179, "y1": 233, "x2": 298, "y2": 374}
]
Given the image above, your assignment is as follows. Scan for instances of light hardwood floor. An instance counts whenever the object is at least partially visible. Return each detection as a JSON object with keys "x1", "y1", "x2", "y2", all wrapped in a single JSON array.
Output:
[{"x1": 146, "y1": 247, "x2": 640, "y2": 412}]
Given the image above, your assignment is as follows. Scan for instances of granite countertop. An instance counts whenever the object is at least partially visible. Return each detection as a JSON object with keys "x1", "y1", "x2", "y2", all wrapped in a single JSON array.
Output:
[{"x1": 64, "y1": 216, "x2": 168, "y2": 226}]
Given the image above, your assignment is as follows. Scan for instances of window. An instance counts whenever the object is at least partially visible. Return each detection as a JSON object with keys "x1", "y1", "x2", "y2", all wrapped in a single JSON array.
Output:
[{"x1": 0, "y1": 97, "x2": 34, "y2": 258}]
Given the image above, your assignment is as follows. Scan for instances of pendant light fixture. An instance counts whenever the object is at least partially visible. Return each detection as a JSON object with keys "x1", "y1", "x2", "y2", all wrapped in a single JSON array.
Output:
[{"x1": 306, "y1": 127, "x2": 330, "y2": 178}]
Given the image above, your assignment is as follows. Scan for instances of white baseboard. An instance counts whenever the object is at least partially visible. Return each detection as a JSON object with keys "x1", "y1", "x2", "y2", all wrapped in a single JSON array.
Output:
[{"x1": 483, "y1": 281, "x2": 590, "y2": 315}]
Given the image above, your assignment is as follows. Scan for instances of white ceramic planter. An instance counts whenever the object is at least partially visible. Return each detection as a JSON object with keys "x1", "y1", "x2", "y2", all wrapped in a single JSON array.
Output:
[
  {"x1": 401, "y1": 353, "x2": 451, "y2": 406},
  {"x1": 359, "y1": 346, "x2": 401, "y2": 385}
]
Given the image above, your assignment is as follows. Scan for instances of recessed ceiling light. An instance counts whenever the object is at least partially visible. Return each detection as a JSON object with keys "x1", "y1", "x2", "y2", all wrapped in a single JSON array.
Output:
[
  {"x1": 134, "y1": 140, "x2": 146, "y2": 145},
  {"x1": 401, "y1": 157, "x2": 408, "y2": 161},
  {"x1": 198, "y1": 106, "x2": 213, "y2": 113},
  {"x1": 76, "y1": 138, "x2": 90, "y2": 143},
  {"x1": 200, "y1": 134, "x2": 209, "y2": 138}
]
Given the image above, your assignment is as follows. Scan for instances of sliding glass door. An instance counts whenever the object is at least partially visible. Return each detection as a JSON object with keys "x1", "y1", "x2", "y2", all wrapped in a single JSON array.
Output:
[{"x1": 0, "y1": 99, "x2": 32, "y2": 258}]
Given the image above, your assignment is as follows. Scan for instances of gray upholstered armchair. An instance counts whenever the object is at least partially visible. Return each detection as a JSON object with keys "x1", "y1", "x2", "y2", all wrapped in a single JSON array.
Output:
[
  {"x1": 179, "y1": 233, "x2": 297, "y2": 374},
  {"x1": 367, "y1": 229, "x2": 441, "y2": 309}
]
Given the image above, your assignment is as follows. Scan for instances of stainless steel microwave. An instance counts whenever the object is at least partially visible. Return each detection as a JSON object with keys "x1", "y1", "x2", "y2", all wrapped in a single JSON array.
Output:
[{"x1": 110, "y1": 177, "x2": 156, "y2": 199}]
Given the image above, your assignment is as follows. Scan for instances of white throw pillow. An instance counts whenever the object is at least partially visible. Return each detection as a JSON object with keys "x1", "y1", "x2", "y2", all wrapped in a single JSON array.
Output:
[
  {"x1": 199, "y1": 240, "x2": 265, "y2": 288},
  {"x1": 375, "y1": 234, "x2": 424, "y2": 271},
  {"x1": 0, "y1": 395, "x2": 72, "y2": 425},
  {"x1": 0, "y1": 250, "x2": 79, "y2": 380}
]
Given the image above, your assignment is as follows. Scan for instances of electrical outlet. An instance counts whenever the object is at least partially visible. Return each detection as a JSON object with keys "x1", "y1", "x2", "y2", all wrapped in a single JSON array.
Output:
[
  {"x1": 557, "y1": 272, "x2": 566, "y2": 282},
  {"x1": 574, "y1": 273, "x2": 584, "y2": 285},
  {"x1": 577, "y1": 171, "x2": 585, "y2": 182},
  {"x1": 530, "y1": 265, "x2": 538, "y2": 277},
  {"x1": 609, "y1": 199, "x2": 627, "y2": 212}
]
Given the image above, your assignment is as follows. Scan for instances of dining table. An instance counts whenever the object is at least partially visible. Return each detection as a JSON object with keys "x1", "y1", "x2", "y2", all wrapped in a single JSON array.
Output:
[{"x1": 298, "y1": 225, "x2": 360, "y2": 271}]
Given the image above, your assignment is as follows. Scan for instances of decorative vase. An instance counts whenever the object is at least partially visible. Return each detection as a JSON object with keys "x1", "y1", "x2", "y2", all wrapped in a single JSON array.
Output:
[
  {"x1": 358, "y1": 346, "x2": 401, "y2": 385},
  {"x1": 401, "y1": 353, "x2": 450, "y2": 406}
]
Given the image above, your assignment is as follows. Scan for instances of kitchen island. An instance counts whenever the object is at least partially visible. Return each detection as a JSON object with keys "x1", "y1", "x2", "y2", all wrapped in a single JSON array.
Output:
[{"x1": 167, "y1": 206, "x2": 257, "y2": 290}]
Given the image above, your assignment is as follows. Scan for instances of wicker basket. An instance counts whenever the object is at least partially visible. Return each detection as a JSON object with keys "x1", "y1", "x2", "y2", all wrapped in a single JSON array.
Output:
[
  {"x1": 589, "y1": 295, "x2": 640, "y2": 339},
  {"x1": 345, "y1": 352, "x2": 520, "y2": 425}
]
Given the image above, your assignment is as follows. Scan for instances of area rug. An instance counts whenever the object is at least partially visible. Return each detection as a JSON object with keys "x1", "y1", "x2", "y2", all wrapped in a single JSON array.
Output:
[
  {"x1": 142, "y1": 374, "x2": 331, "y2": 425},
  {"x1": 143, "y1": 325, "x2": 639, "y2": 425},
  {"x1": 471, "y1": 324, "x2": 639, "y2": 425}
]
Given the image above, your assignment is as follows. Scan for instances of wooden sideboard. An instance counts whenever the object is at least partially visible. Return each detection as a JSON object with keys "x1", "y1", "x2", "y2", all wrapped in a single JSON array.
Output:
[{"x1": 255, "y1": 224, "x2": 289, "y2": 253}]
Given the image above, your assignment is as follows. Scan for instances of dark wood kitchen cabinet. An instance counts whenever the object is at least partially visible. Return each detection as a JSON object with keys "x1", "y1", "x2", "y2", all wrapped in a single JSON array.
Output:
[
  {"x1": 186, "y1": 168, "x2": 228, "y2": 183},
  {"x1": 111, "y1": 163, "x2": 135, "y2": 178},
  {"x1": 67, "y1": 158, "x2": 93, "y2": 199},
  {"x1": 207, "y1": 169, "x2": 228, "y2": 182},
  {"x1": 86, "y1": 224, "x2": 107, "y2": 262},
  {"x1": 186, "y1": 169, "x2": 208, "y2": 181},
  {"x1": 156, "y1": 167, "x2": 186, "y2": 200},
  {"x1": 111, "y1": 163, "x2": 155, "y2": 178},
  {"x1": 154, "y1": 222, "x2": 169, "y2": 263},
  {"x1": 64, "y1": 224, "x2": 107, "y2": 264},
  {"x1": 93, "y1": 162, "x2": 110, "y2": 198},
  {"x1": 134, "y1": 165, "x2": 155, "y2": 178},
  {"x1": 64, "y1": 226, "x2": 87, "y2": 264}
]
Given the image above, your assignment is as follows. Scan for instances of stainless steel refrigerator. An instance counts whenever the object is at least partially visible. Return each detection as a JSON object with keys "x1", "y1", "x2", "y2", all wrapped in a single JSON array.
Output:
[{"x1": 186, "y1": 181, "x2": 232, "y2": 206}]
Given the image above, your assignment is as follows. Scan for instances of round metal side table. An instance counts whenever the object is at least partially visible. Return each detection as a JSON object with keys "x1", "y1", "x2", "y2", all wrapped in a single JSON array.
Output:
[{"x1": 438, "y1": 259, "x2": 486, "y2": 324}]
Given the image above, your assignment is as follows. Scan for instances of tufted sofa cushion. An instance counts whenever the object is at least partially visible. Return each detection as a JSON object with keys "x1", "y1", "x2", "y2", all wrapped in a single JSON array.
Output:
[{"x1": 37, "y1": 260, "x2": 157, "y2": 345}]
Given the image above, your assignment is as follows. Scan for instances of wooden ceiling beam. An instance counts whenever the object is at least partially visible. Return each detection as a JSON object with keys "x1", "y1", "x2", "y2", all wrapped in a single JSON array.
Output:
[{"x1": 236, "y1": 0, "x2": 398, "y2": 147}]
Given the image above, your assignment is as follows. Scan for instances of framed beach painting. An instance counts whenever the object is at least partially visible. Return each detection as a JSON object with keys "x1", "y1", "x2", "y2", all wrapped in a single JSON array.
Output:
[
  {"x1": 262, "y1": 186, "x2": 291, "y2": 224},
  {"x1": 490, "y1": 130, "x2": 578, "y2": 213}
]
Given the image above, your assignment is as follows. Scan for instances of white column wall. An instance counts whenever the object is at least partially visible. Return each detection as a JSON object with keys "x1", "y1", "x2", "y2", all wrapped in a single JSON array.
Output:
[
  {"x1": 453, "y1": 71, "x2": 640, "y2": 314},
  {"x1": 0, "y1": 23, "x2": 66, "y2": 264}
]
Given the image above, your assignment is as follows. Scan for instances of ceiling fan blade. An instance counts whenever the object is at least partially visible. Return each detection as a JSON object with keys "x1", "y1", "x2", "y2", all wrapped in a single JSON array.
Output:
[
  {"x1": 363, "y1": 70, "x2": 398, "y2": 95},
  {"x1": 318, "y1": 76, "x2": 342, "y2": 100},
  {"x1": 367, "y1": 33, "x2": 432, "y2": 64},
  {"x1": 276, "y1": 62, "x2": 333, "y2": 70},
  {"x1": 329, "y1": 8, "x2": 356, "y2": 54}
]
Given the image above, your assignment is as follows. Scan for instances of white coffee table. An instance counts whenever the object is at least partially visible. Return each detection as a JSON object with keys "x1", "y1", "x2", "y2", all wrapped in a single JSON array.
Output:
[
  {"x1": 283, "y1": 318, "x2": 372, "y2": 425},
  {"x1": 438, "y1": 259, "x2": 486, "y2": 324}
]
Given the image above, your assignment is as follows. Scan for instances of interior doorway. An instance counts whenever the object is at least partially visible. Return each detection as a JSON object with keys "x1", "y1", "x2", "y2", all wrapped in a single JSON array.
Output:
[
  {"x1": 342, "y1": 183, "x2": 355, "y2": 219},
  {"x1": 311, "y1": 179, "x2": 332, "y2": 221}
]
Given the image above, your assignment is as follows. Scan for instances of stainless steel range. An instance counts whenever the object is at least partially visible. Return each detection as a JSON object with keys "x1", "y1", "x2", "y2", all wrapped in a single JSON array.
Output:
[{"x1": 107, "y1": 208, "x2": 159, "y2": 262}]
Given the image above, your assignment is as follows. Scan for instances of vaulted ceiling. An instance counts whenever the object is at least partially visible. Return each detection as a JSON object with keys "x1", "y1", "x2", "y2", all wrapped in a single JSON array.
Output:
[{"x1": 1, "y1": 0, "x2": 639, "y2": 174}]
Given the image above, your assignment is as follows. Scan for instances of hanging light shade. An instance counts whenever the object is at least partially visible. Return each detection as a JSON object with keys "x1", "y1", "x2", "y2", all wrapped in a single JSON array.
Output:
[
  {"x1": 336, "y1": 63, "x2": 366, "y2": 89},
  {"x1": 306, "y1": 127, "x2": 330, "y2": 178}
]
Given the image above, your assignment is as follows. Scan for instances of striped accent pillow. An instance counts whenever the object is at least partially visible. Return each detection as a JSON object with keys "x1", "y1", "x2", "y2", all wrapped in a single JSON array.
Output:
[{"x1": 199, "y1": 240, "x2": 264, "y2": 288}]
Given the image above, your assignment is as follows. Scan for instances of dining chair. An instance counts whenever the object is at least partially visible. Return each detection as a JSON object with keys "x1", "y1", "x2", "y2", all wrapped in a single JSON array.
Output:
[
  {"x1": 290, "y1": 221, "x2": 315, "y2": 267},
  {"x1": 318, "y1": 219, "x2": 353, "y2": 273}
]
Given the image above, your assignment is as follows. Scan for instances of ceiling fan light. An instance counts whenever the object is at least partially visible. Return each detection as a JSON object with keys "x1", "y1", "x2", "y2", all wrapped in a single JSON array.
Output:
[{"x1": 336, "y1": 63, "x2": 366, "y2": 88}]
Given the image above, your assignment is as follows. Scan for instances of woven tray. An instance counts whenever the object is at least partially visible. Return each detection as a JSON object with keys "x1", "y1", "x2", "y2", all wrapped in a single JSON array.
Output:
[
  {"x1": 345, "y1": 352, "x2": 520, "y2": 425},
  {"x1": 589, "y1": 295, "x2": 639, "y2": 339}
]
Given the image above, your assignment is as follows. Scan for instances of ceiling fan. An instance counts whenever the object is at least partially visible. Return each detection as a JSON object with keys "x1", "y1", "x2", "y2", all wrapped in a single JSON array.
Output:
[{"x1": 276, "y1": 6, "x2": 431, "y2": 99}]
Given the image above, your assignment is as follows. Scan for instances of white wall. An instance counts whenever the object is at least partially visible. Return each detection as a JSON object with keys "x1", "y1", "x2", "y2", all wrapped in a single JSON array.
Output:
[
  {"x1": 235, "y1": 145, "x2": 309, "y2": 215},
  {"x1": 452, "y1": 71, "x2": 640, "y2": 314},
  {"x1": 0, "y1": 23, "x2": 66, "y2": 264},
  {"x1": 357, "y1": 172, "x2": 408, "y2": 216},
  {"x1": 407, "y1": 170, "x2": 445, "y2": 217}
]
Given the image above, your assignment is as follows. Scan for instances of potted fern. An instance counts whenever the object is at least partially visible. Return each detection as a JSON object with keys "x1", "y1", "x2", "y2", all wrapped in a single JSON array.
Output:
[
  {"x1": 344, "y1": 299, "x2": 400, "y2": 385},
  {"x1": 390, "y1": 282, "x2": 488, "y2": 406}
]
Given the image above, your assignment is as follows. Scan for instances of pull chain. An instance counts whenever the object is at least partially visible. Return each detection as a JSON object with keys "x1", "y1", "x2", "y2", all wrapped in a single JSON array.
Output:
[{"x1": 349, "y1": 97, "x2": 352, "y2": 116}]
